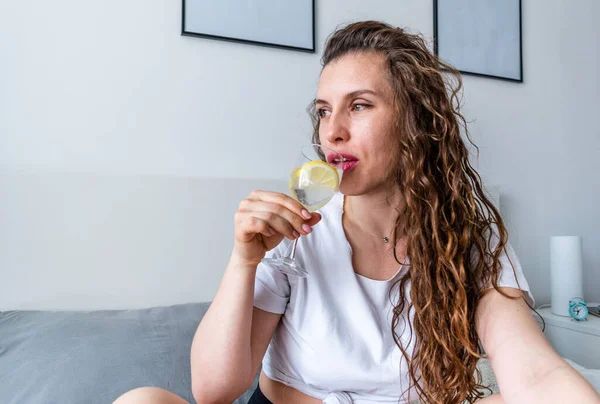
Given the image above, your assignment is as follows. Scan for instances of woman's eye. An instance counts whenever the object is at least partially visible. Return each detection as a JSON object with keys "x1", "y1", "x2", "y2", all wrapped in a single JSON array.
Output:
[
  {"x1": 318, "y1": 109, "x2": 331, "y2": 118},
  {"x1": 352, "y1": 104, "x2": 369, "y2": 112}
]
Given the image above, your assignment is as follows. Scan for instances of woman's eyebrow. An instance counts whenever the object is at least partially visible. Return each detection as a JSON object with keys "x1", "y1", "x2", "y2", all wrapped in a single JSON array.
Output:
[{"x1": 314, "y1": 89, "x2": 380, "y2": 106}]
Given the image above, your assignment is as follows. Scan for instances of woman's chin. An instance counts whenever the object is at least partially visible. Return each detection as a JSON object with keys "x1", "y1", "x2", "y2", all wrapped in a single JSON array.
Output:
[
  {"x1": 339, "y1": 180, "x2": 368, "y2": 196},
  {"x1": 339, "y1": 178, "x2": 398, "y2": 198}
]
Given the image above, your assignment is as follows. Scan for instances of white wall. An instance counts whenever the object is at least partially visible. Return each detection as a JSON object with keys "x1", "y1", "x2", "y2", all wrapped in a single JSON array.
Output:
[
  {"x1": 0, "y1": 0, "x2": 430, "y2": 179},
  {"x1": 462, "y1": 0, "x2": 600, "y2": 304},
  {"x1": 0, "y1": 0, "x2": 598, "y2": 309}
]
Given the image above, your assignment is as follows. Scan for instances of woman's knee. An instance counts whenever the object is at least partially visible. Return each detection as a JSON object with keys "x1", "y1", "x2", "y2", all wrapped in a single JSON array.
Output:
[{"x1": 113, "y1": 387, "x2": 190, "y2": 404}]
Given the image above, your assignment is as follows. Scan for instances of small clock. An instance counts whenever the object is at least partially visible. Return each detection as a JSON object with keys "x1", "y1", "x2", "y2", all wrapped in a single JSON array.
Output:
[{"x1": 568, "y1": 297, "x2": 589, "y2": 321}]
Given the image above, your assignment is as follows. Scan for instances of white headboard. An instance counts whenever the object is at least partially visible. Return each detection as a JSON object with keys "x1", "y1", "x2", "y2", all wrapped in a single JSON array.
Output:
[
  {"x1": 0, "y1": 171, "x2": 500, "y2": 311},
  {"x1": 0, "y1": 171, "x2": 287, "y2": 311}
]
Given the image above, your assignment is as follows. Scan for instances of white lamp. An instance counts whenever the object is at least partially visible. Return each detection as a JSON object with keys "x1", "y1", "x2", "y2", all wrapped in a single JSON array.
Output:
[{"x1": 550, "y1": 236, "x2": 584, "y2": 317}]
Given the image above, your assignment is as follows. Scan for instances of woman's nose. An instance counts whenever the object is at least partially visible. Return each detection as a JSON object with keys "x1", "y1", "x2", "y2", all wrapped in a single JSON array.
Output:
[{"x1": 322, "y1": 111, "x2": 350, "y2": 144}]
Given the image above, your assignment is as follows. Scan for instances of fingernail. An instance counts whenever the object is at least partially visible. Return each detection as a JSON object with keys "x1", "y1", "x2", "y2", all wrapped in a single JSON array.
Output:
[
  {"x1": 269, "y1": 228, "x2": 276, "y2": 236},
  {"x1": 302, "y1": 224, "x2": 312, "y2": 234},
  {"x1": 301, "y1": 209, "x2": 312, "y2": 219},
  {"x1": 293, "y1": 230, "x2": 300, "y2": 238}
]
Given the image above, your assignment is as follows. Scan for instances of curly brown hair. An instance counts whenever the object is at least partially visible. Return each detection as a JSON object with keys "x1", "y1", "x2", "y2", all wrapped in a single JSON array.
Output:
[{"x1": 308, "y1": 21, "x2": 537, "y2": 403}]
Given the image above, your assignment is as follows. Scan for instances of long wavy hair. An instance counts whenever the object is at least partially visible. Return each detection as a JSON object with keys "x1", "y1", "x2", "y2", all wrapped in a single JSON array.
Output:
[{"x1": 309, "y1": 21, "x2": 537, "y2": 403}]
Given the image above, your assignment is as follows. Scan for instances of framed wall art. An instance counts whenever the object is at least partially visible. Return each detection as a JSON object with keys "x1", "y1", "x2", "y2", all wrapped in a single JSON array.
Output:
[
  {"x1": 434, "y1": 0, "x2": 523, "y2": 82},
  {"x1": 182, "y1": 0, "x2": 315, "y2": 53}
]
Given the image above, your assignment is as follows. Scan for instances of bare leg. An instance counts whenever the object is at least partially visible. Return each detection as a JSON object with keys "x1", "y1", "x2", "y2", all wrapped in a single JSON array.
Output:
[{"x1": 113, "y1": 387, "x2": 190, "y2": 404}]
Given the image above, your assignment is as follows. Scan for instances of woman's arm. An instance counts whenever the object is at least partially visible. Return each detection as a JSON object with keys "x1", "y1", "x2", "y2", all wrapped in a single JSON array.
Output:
[
  {"x1": 477, "y1": 393, "x2": 504, "y2": 403},
  {"x1": 190, "y1": 255, "x2": 282, "y2": 404},
  {"x1": 190, "y1": 191, "x2": 320, "y2": 404},
  {"x1": 476, "y1": 287, "x2": 600, "y2": 404}
]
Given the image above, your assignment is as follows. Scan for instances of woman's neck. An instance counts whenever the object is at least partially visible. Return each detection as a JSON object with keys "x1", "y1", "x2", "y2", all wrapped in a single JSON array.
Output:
[{"x1": 344, "y1": 188, "x2": 404, "y2": 240}]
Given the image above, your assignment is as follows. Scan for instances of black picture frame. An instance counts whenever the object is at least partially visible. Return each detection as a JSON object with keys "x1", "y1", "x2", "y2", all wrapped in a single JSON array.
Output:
[
  {"x1": 433, "y1": 0, "x2": 523, "y2": 83},
  {"x1": 181, "y1": 0, "x2": 316, "y2": 53}
]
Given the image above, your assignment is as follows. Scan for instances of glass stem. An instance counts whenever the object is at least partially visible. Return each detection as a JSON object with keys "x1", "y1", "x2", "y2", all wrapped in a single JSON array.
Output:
[{"x1": 290, "y1": 239, "x2": 299, "y2": 260}]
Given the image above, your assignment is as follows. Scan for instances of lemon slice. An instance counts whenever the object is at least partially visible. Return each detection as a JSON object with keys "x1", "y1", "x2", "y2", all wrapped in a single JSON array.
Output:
[
  {"x1": 289, "y1": 161, "x2": 340, "y2": 211},
  {"x1": 292, "y1": 160, "x2": 340, "y2": 190}
]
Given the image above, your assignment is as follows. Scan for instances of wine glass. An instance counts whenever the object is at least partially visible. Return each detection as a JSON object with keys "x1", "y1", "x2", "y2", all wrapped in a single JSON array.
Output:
[{"x1": 261, "y1": 144, "x2": 343, "y2": 277}]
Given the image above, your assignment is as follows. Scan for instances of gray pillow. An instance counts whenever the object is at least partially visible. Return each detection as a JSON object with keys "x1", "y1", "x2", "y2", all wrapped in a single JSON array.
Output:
[{"x1": 0, "y1": 303, "x2": 258, "y2": 404}]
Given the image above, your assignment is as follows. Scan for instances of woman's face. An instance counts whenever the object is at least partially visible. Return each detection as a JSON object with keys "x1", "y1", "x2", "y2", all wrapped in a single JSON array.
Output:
[{"x1": 316, "y1": 51, "x2": 399, "y2": 196}]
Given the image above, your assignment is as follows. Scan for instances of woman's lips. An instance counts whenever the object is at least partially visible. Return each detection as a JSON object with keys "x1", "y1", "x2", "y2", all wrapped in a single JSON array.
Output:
[
  {"x1": 326, "y1": 153, "x2": 359, "y2": 174},
  {"x1": 341, "y1": 160, "x2": 359, "y2": 173}
]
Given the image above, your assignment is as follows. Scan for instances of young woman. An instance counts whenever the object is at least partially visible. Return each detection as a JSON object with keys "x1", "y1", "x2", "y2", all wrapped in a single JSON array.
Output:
[{"x1": 115, "y1": 21, "x2": 600, "y2": 404}]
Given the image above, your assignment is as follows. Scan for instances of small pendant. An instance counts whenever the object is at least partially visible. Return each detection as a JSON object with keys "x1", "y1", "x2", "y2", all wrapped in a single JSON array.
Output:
[{"x1": 383, "y1": 236, "x2": 389, "y2": 243}]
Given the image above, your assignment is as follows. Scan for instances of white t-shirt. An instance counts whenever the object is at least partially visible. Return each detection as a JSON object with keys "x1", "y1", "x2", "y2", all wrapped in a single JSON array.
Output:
[{"x1": 253, "y1": 192, "x2": 534, "y2": 404}]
